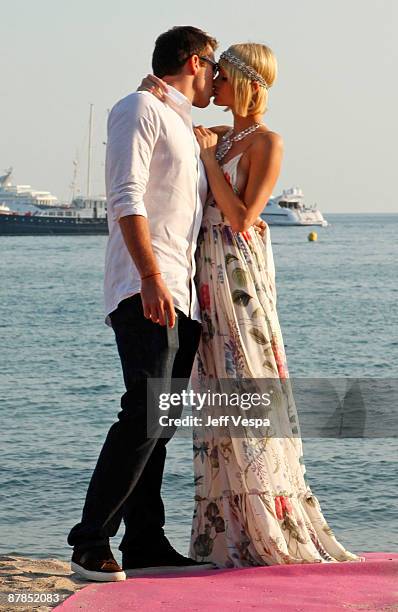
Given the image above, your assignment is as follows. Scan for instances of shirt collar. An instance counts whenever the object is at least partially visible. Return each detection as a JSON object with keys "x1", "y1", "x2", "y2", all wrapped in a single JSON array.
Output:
[{"x1": 164, "y1": 84, "x2": 192, "y2": 118}]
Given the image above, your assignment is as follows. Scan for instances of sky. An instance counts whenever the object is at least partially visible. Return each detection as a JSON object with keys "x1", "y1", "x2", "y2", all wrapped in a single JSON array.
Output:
[{"x1": 1, "y1": 0, "x2": 397, "y2": 212}]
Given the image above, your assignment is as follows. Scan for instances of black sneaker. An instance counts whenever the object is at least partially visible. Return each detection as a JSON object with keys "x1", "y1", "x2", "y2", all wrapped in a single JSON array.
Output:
[
  {"x1": 71, "y1": 545, "x2": 126, "y2": 582},
  {"x1": 122, "y1": 547, "x2": 216, "y2": 575}
]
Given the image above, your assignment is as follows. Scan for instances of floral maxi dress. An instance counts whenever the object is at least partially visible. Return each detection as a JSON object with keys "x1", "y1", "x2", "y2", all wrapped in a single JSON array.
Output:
[{"x1": 189, "y1": 153, "x2": 365, "y2": 567}]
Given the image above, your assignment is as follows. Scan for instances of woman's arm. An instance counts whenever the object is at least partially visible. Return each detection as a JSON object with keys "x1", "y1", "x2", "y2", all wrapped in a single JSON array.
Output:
[
  {"x1": 137, "y1": 74, "x2": 168, "y2": 100},
  {"x1": 194, "y1": 126, "x2": 283, "y2": 233}
]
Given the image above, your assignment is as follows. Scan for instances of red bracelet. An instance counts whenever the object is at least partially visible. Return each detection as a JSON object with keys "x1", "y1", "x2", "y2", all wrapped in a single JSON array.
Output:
[{"x1": 141, "y1": 272, "x2": 161, "y2": 280}]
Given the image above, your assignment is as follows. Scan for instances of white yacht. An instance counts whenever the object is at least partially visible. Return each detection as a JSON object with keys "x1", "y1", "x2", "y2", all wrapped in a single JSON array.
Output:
[
  {"x1": 1, "y1": 106, "x2": 108, "y2": 234},
  {"x1": 261, "y1": 187, "x2": 328, "y2": 226},
  {"x1": 42, "y1": 195, "x2": 107, "y2": 219},
  {"x1": 0, "y1": 195, "x2": 107, "y2": 235},
  {"x1": 0, "y1": 167, "x2": 59, "y2": 212}
]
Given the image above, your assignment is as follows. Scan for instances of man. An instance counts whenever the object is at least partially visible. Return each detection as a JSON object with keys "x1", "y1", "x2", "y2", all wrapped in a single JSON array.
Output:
[{"x1": 67, "y1": 25, "x2": 218, "y2": 582}]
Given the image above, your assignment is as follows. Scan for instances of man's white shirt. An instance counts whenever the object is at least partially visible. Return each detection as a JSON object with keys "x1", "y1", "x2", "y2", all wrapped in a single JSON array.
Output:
[{"x1": 104, "y1": 86, "x2": 208, "y2": 326}]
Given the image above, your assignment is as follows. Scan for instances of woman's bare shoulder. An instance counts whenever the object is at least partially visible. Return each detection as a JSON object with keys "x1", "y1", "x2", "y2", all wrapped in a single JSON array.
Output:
[
  {"x1": 258, "y1": 129, "x2": 284, "y2": 147},
  {"x1": 248, "y1": 130, "x2": 284, "y2": 157}
]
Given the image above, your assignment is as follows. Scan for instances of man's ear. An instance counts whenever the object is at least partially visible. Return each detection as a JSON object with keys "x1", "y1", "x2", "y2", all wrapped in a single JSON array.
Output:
[{"x1": 187, "y1": 54, "x2": 201, "y2": 76}]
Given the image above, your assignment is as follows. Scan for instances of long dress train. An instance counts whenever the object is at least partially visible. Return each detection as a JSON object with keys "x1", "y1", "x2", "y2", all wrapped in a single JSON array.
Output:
[{"x1": 189, "y1": 152, "x2": 365, "y2": 567}]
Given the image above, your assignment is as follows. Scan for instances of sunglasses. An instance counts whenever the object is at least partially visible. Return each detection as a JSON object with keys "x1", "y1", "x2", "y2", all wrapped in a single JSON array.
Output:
[{"x1": 198, "y1": 56, "x2": 219, "y2": 75}]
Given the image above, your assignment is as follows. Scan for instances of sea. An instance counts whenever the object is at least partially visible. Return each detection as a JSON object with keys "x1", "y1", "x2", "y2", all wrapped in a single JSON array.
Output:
[{"x1": 1, "y1": 213, "x2": 397, "y2": 561}]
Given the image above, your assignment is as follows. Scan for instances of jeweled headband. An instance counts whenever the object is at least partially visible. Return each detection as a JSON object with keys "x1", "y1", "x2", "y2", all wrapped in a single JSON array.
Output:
[{"x1": 219, "y1": 50, "x2": 269, "y2": 89}]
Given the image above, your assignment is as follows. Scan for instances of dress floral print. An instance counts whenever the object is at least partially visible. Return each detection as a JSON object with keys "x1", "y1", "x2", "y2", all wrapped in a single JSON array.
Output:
[{"x1": 189, "y1": 153, "x2": 365, "y2": 567}]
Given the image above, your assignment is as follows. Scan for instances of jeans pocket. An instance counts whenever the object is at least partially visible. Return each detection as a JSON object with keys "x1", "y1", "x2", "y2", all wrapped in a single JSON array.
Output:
[{"x1": 110, "y1": 294, "x2": 143, "y2": 326}]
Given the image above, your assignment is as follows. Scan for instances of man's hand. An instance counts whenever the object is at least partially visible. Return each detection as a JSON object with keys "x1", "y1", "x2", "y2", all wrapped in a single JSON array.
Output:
[
  {"x1": 118, "y1": 216, "x2": 175, "y2": 328},
  {"x1": 141, "y1": 274, "x2": 176, "y2": 328},
  {"x1": 253, "y1": 216, "x2": 267, "y2": 238}
]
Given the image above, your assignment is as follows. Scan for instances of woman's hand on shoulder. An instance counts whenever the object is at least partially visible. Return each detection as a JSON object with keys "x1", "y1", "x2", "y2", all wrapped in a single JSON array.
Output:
[
  {"x1": 193, "y1": 126, "x2": 219, "y2": 164},
  {"x1": 137, "y1": 74, "x2": 168, "y2": 101},
  {"x1": 193, "y1": 125, "x2": 232, "y2": 162},
  {"x1": 208, "y1": 125, "x2": 231, "y2": 137}
]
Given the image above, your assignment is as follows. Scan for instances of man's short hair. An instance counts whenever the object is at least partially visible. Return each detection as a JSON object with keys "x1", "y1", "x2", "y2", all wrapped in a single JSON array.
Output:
[{"x1": 152, "y1": 26, "x2": 218, "y2": 78}]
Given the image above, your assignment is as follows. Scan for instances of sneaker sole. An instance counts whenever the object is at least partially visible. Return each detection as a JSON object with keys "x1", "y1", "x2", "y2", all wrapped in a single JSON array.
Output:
[
  {"x1": 124, "y1": 563, "x2": 216, "y2": 577},
  {"x1": 71, "y1": 561, "x2": 126, "y2": 582}
]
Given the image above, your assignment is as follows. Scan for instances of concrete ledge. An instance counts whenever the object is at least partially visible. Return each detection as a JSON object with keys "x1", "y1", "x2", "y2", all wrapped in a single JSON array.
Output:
[{"x1": 56, "y1": 552, "x2": 398, "y2": 611}]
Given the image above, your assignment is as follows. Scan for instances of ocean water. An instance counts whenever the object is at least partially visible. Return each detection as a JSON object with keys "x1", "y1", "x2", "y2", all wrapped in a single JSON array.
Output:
[{"x1": 0, "y1": 214, "x2": 397, "y2": 561}]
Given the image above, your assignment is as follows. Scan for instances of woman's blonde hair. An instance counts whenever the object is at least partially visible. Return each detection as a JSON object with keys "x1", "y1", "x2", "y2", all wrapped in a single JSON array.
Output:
[{"x1": 219, "y1": 43, "x2": 277, "y2": 117}]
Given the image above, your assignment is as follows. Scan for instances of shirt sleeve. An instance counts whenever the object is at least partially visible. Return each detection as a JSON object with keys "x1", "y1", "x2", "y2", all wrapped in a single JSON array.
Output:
[{"x1": 105, "y1": 94, "x2": 161, "y2": 222}]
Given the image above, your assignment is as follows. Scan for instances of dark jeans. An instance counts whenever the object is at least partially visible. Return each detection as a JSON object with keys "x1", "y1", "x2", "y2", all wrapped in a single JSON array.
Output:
[{"x1": 67, "y1": 294, "x2": 201, "y2": 555}]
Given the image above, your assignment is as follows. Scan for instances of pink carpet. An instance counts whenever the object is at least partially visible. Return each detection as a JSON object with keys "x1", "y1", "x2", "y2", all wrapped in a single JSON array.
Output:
[{"x1": 57, "y1": 552, "x2": 398, "y2": 611}]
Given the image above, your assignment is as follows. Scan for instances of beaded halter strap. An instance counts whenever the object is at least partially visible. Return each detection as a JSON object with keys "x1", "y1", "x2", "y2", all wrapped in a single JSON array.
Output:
[
  {"x1": 219, "y1": 50, "x2": 269, "y2": 89},
  {"x1": 216, "y1": 123, "x2": 261, "y2": 162}
]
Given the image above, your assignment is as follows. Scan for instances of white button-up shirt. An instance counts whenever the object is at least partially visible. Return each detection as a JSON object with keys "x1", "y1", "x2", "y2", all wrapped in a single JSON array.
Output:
[{"x1": 103, "y1": 86, "x2": 207, "y2": 326}]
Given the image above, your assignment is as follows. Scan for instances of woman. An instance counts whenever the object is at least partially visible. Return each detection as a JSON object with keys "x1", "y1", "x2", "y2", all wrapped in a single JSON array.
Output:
[{"x1": 143, "y1": 43, "x2": 365, "y2": 567}]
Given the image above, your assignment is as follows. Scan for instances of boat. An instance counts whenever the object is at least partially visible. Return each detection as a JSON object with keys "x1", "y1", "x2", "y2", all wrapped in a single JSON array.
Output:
[
  {"x1": 0, "y1": 196, "x2": 108, "y2": 235},
  {"x1": 0, "y1": 167, "x2": 59, "y2": 213},
  {"x1": 0, "y1": 105, "x2": 109, "y2": 235},
  {"x1": 261, "y1": 187, "x2": 328, "y2": 226},
  {"x1": 0, "y1": 203, "x2": 12, "y2": 215}
]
